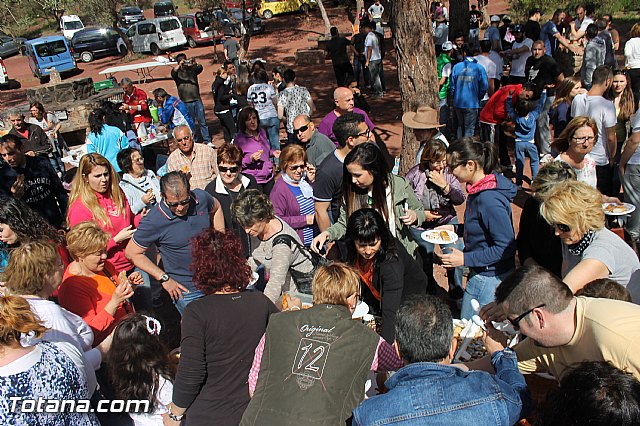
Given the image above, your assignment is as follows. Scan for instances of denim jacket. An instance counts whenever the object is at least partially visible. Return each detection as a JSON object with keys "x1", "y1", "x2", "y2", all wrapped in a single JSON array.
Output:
[{"x1": 352, "y1": 348, "x2": 528, "y2": 426}]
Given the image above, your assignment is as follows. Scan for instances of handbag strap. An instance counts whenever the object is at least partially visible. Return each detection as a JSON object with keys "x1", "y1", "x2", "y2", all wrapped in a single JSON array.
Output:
[{"x1": 273, "y1": 233, "x2": 314, "y2": 268}]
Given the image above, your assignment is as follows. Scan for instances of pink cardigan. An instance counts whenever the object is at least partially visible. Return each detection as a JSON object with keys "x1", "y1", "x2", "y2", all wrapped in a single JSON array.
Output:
[{"x1": 67, "y1": 190, "x2": 138, "y2": 272}]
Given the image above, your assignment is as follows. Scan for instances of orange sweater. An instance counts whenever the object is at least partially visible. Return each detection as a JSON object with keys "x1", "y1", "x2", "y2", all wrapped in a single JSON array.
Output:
[{"x1": 58, "y1": 261, "x2": 132, "y2": 346}]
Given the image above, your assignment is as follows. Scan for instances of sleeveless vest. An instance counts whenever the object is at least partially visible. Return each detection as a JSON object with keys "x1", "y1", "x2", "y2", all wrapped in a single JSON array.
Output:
[{"x1": 241, "y1": 304, "x2": 380, "y2": 425}]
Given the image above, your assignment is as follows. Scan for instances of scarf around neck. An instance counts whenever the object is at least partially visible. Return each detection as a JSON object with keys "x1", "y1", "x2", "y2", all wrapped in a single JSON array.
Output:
[
  {"x1": 282, "y1": 173, "x2": 313, "y2": 198},
  {"x1": 567, "y1": 229, "x2": 596, "y2": 256}
]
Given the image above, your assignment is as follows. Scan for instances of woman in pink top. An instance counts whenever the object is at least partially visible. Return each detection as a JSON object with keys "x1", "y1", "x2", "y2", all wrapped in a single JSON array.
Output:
[
  {"x1": 67, "y1": 153, "x2": 137, "y2": 272},
  {"x1": 234, "y1": 106, "x2": 276, "y2": 195}
]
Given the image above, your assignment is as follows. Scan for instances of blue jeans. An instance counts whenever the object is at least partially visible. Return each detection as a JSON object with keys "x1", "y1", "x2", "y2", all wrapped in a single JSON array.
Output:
[
  {"x1": 260, "y1": 116, "x2": 281, "y2": 151},
  {"x1": 353, "y1": 56, "x2": 370, "y2": 88},
  {"x1": 410, "y1": 218, "x2": 464, "y2": 294},
  {"x1": 368, "y1": 59, "x2": 383, "y2": 96},
  {"x1": 514, "y1": 141, "x2": 539, "y2": 186},
  {"x1": 173, "y1": 289, "x2": 204, "y2": 315},
  {"x1": 461, "y1": 270, "x2": 513, "y2": 319},
  {"x1": 455, "y1": 108, "x2": 478, "y2": 138},
  {"x1": 185, "y1": 99, "x2": 210, "y2": 143}
]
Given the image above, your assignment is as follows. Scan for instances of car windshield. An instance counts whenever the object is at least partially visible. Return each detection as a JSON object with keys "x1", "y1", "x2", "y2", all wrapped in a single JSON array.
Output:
[
  {"x1": 122, "y1": 8, "x2": 141, "y2": 15},
  {"x1": 159, "y1": 19, "x2": 180, "y2": 31},
  {"x1": 35, "y1": 41, "x2": 68, "y2": 57},
  {"x1": 64, "y1": 21, "x2": 83, "y2": 30}
]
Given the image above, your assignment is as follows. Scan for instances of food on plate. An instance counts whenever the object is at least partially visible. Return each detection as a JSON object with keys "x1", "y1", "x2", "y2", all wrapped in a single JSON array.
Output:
[
  {"x1": 604, "y1": 203, "x2": 627, "y2": 213},
  {"x1": 282, "y1": 293, "x2": 290, "y2": 310},
  {"x1": 440, "y1": 230, "x2": 451, "y2": 242}
]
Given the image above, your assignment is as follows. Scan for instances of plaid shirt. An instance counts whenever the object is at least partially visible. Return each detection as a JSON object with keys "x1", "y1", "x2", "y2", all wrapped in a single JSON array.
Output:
[
  {"x1": 167, "y1": 143, "x2": 218, "y2": 190},
  {"x1": 247, "y1": 334, "x2": 402, "y2": 395}
]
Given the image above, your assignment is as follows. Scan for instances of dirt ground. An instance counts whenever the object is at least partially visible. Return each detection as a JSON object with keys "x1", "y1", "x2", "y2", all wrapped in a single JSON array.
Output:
[{"x1": 0, "y1": 4, "x2": 528, "y2": 290}]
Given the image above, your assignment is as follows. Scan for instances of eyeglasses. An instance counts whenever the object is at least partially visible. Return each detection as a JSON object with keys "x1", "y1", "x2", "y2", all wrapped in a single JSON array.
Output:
[
  {"x1": 288, "y1": 164, "x2": 306, "y2": 171},
  {"x1": 175, "y1": 135, "x2": 192, "y2": 142},
  {"x1": 552, "y1": 223, "x2": 571, "y2": 233},
  {"x1": 132, "y1": 156, "x2": 144, "y2": 163},
  {"x1": 219, "y1": 165, "x2": 239, "y2": 173},
  {"x1": 356, "y1": 128, "x2": 371, "y2": 139},
  {"x1": 165, "y1": 196, "x2": 192, "y2": 208},
  {"x1": 571, "y1": 136, "x2": 595, "y2": 144},
  {"x1": 508, "y1": 304, "x2": 546, "y2": 330},
  {"x1": 294, "y1": 124, "x2": 310, "y2": 134}
]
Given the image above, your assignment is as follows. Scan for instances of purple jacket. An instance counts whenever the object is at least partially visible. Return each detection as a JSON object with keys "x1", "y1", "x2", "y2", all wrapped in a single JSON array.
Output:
[
  {"x1": 317, "y1": 107, "x2": 375, "y2": 146},
  {"x1": 406, "y1": 164, "x2": 466, "y2": 227},
  {"x1": 234, "y1": 129, "x2": 274, "y2": 184},
  {"x1": 269, "y1": 177, "x2": 314, "y2": 242}
]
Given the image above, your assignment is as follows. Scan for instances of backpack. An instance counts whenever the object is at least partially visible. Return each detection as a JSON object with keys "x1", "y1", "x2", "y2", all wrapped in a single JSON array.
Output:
[{"x1": 272, "y1": 233, "x2": 328, "y2": 294}]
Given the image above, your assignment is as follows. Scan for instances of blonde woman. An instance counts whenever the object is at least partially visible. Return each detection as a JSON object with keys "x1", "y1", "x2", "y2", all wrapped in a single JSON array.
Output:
[
  {"x1": 540, "y1": 180, "x2": 640, "y2": 300},
  {"x1": 67, "y1": 153, "x2": 136, "y2": 272},
  {"x1": 59, "y1": 222, "x2": 142, "y2": 346}
]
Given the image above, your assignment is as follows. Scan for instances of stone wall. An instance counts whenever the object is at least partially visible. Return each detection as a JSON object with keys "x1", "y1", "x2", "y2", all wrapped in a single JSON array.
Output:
[{"x1": 25, "y1": 77, "x2": 95, "y2": 106}]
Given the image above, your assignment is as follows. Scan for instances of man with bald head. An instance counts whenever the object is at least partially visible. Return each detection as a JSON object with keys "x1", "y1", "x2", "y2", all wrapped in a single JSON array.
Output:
[
  {"x1": 293, "y1": 114, "x2": 335, "y2": 168},
  {"x1": 318, "y1": 86, "x2": 375, "y2": 146}
]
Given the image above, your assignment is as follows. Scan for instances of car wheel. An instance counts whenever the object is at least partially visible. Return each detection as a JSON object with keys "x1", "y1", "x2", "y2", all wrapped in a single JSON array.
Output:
[
  {"x1": 119, "y1": 44, "x2": 128, "y2": 55},
  {"x1": 39, "y1": 75, "x2": 48, "y2": 84},
  {"x1": 150, "y1": 43, "x2": 161, "y2": 56},
  {"x1": 300, "y1": 3, "x2": 310, "y2": 13},
  {"x1": 262, "y1": 9, "x2": 273, "y2": 19},
  {"x1": 80, "y1": 51, "x2": 93, "y2": 63},
  {"x1": 188, "y1": 37, "x2": 197, "y2": 48}
]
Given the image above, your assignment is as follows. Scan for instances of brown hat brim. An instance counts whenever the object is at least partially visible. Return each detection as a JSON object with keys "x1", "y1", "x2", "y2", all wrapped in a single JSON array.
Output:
[{"x1": 402, "y1": 111, "x2": 444, "y2": 129}]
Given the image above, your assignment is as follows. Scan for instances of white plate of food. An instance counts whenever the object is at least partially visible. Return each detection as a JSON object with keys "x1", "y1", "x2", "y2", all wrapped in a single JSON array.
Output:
[
  {"x1": 421, "y1": 229, "x2": 459, "y2": 244},
  {"x1": 602, "y1": 202, "x2": 636, "y2": 216}
]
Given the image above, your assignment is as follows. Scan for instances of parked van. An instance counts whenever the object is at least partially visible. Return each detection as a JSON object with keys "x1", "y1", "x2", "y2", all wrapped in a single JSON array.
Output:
[
  {"x1": 24, "y1": 36, "x2": 77, "y2": 83},
  {"x1": 178, "y1": 13, "x2": 222, "y2": 47},
  {"x1": 0, "y1": 57, "x2": 9, "y2": 88},
  {"x1": 60, "y1": 15, "x2": 85, "y2": 39},
  {"x1": 153, "y1": 1, "x2": 176, "y2": 17},
  {"x1": 125, "y1": 17, "x2": 187, "y2": 55},
  {"x1": 71, "y1": 28, "x2": 124, "y2": 62}
]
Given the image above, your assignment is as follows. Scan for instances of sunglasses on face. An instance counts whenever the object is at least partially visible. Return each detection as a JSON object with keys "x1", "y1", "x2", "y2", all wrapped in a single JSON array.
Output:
[
  {"x1": 295, "y1": 124, "x2": 310, "y2": 134},
  {"x1": 288, "y1": 164, "x2": 306, "y2": 171},
  {"x1": 165, "y1": 196, "x2": 192, "y2": 208},
  {"x1": 219, "y1": 165, "x2": 240, "y2": 173},
  {"x1": 507, "y1": 304, "x2": 546, "y2": 330},
  {"x1": 552, "y1": 223, "x2": 571, "y2": 233}
]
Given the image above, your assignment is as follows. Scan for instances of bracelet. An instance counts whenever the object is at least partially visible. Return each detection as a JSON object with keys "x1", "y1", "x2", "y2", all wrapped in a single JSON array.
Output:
[{"x1": 288, "y1": 306, "x2": 301, "y2": 311}]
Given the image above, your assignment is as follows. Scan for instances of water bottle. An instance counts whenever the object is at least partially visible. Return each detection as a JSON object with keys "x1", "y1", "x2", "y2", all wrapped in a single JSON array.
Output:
[{"x1": 149, "y1": 124, "x2": 156, "y2": 139}]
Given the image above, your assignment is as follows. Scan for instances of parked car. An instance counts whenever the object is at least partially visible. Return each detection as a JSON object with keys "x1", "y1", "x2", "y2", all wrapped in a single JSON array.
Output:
[
  {"x1": 210, "y1": 8, "x2": 264, "y2": 37},
  {"x1": 0, "y1": 57, "x2": 9, "y2": 88},
  {"x1": 119, "y1": 6, "x2": 146, "y2": 26},
  {"x1": 71, "y1": 28, "x2": 124, "y2": 63},
  {"x1": 60, "y1": 15, "x2": 85, "y2": 39},
  {"x1": 24, "y1": 36, "x2": 77, "y2": 83},
  {"x1": 0, "y1": 35, "x2": 26, "y2": 58},
  {"x1": 258, "y1": 0, "x2": 316, "y2": 19},
  {"x1": 153, "y1": 1, "x2": 176, "y2": 17},
  {"x1": 225, "y1": 0, "x2": 260, "y2": 12},
  {"x1": 178, "y1": 13, "x2": 222, "y2": 47},
  {"x1": 125, "y1": 17, "x2": 187, "y2": 55}
]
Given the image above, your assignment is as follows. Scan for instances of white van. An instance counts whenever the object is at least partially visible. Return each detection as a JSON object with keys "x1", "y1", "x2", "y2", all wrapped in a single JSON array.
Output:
[
  {"x1": 125, "y1": 17, "x2": 186, "y2": 55},
  {"x1": 60, "y1": 15, "x2": 85, "y2": 40}
]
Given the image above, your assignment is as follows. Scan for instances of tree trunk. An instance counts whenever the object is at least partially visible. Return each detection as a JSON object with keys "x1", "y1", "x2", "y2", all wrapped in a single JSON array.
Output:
[
  {"x1": 316, "y1": 0, "x2": 331, "y2": 37},
  {"x1": 390, "y1": 0, "x2": 439, "y2": 175},
  {"x1": 448, "y1": 0, "x2": 469, "y2": 45},
  {"x1": 111, "y1": 12, "x2": 134, "y2": 55}
]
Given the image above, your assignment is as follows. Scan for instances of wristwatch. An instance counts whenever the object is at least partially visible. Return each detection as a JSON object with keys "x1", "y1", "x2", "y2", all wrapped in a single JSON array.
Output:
[
  {"x1": 159, "y1": 273, "x2": 170, "y2": 283},
  {"x1": 168, "y1": 411, "x2": 184, "y2": 422}
]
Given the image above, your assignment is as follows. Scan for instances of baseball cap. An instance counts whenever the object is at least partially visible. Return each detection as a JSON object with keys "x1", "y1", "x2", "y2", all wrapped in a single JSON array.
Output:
[
  {"x1": 442, "y1": 41, "x2": 454, "y2": 51},
  {"x1": 512, "y1": 24, "x2": 524, "y2": 33},
  {"x1": 490, "y1": 15, "x2": 500, "y2": 22}
]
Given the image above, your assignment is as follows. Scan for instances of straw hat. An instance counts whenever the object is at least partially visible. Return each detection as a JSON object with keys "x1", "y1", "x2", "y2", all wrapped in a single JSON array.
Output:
[{"x1": 402, "y1": 106, "x2": 444, "y2": 129}]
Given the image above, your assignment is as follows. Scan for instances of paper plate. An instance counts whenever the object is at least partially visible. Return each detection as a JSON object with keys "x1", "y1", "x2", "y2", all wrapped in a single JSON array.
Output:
[
  {"x1": 602, "y1": 202, "x2": 636, "y2": 216},
  {"x1": 421, "y1": 229, "x2": 459, "y2": 244}
]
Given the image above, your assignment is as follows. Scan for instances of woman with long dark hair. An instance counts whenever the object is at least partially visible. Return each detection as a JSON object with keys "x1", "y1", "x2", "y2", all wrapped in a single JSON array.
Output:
[
  {"x1": 212, "y1": 62, "x2": 237, "y2": 143},
  {"x1": 27, "y1": 101, "x2": 67, "y2": 175},
  {"x1": 549, "y1": 76, "x2": 584, "y2": 138},
  {"x1": 439, "y1": 138, "x2": 517, "y2": 319},
  {"x1": 312, "y1": 142, "x2": 425, "y2": 257},
  {"x1": 86, "y1": 108, "x2": 130, "y2": 172},
  {"x1": 0, "y1": 197, "x2": 68, "y2": 273},
  {"x1": 166, "y1": 229, "x2": 278, "y2": 425},
  {"x1": 345, "y1": 208, "x2": 428, "y2": 342},
  {"x1": 105, "y1": 314, "x2": 174, "y2": 425},
  {"x1": 234, "y1": 106, "x2": 276, "y2": 194}
]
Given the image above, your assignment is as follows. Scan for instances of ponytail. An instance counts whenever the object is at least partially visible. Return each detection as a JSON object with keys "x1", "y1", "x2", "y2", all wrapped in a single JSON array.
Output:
[
  {"x1": 0, "y1": 295, "x2": 46, "y2": 347},
  {"x1": 447, "y1": 137, "x2": 499, "y2": 175}
]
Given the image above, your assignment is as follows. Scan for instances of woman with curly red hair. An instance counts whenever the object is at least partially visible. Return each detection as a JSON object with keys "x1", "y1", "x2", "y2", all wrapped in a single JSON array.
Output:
[{"x1": 166, "y1": 229, "x2": 278, "y2": 426}]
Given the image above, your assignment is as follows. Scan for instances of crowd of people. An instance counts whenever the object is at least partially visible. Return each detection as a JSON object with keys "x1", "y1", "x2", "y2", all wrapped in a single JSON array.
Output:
[{"x1": 2, "y1": 2, "x2": 640, "y2": 425}]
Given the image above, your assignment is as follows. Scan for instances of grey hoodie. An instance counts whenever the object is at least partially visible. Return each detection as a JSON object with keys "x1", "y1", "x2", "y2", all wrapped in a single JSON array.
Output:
[{"x1": 581, "y1": 36, "x2": 606, "y2": 87}]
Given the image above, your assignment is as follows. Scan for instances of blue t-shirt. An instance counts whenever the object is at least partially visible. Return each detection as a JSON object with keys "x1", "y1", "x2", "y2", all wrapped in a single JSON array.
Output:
[
  {"x1": 540, "y1": 20, "x2": 559, "y2": 56},
  {"x1": 287, "y1": 183, "x2": 315, "y2": 247},
  {"x1": 131, "y1": 189, "x2": 214, "y2": 291},
  {"x1": 485, "y1": 26, "x2": 502, "y2": 51}
]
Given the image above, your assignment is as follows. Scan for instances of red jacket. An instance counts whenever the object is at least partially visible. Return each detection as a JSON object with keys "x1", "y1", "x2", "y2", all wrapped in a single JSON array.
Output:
[
  {"x1": 479, "y1": 84, "x2": 522, "y2": 125},
  {"x1": 123, "y1": 86, "x2": 152, "y2": 123}
]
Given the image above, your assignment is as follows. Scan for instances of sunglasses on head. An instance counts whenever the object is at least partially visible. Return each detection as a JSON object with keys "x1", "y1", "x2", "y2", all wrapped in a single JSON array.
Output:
[
  {"x1": 219, "y1": 165, "x2": 239, "y2": 173},
  {"x1": 295, "y1": 124, "x2": 310, "y2": 134},
  {"x1": 165, "y1": 196, "x2": 192, "y2": 208}
]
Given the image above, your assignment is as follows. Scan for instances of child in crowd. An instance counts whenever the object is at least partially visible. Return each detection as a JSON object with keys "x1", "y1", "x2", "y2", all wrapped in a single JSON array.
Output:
[
  {"x1": 506, "y1": 89, "x2": 547, "y2": 189},
  {"x1": 105, "y1": 314, "x2": 174, "y2": 426},
  {"x1": 576, "y1": 278, "x2": 633, "y2": 302}
]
